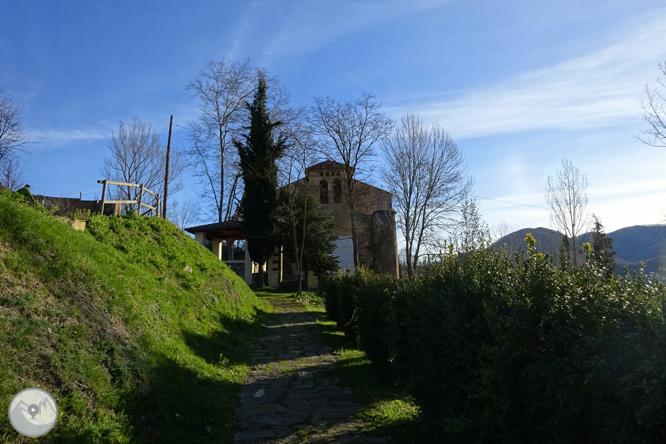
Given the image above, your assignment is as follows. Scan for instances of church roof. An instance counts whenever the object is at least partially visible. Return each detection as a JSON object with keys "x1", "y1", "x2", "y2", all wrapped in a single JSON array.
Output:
[{"x1": 307, "y1": 160, "x2": 347, "y2": 171}]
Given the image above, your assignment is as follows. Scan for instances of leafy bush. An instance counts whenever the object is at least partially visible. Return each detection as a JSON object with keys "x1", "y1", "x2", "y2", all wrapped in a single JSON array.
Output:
[{"x1": 323, "y1": 235, "x2": 666, "y2": 443}]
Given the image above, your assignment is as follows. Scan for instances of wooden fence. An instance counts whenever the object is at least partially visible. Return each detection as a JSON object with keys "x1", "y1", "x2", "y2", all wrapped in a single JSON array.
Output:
[{"x1": 98, "y1": 180, "x2": 161, "y2": 217}]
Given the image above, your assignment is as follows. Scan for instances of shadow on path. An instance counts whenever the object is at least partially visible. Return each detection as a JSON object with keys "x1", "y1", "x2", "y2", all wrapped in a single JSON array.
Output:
[{"x1": 235, "y1": 298, "x2": 387, "y2": 444}]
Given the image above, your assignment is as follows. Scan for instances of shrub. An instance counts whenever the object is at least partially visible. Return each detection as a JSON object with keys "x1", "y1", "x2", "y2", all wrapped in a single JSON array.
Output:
[
  {"x1": 324, "y1": 236, "x2": 666, "y2": 443},
  {"x1": 353, "y1": 269, "x2": 395, "y2": 367}
]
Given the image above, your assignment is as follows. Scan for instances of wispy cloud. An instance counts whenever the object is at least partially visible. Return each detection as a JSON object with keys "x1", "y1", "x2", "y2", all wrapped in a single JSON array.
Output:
[
  {"x1": 225, "y1": 1, "x2": 261, "y2": 61},
  {"x1": 477, "y1": 173, "x2": 666, "y2": 233},
  {"x1": 395, "y1": 12, "x2": 666, "y2": 139},
  {"x1": 260, "y1": 0, "x2": 456, "y2": 64},
  {"x1": 29, "y1": 126, "x2": 111, "y2": 149}
]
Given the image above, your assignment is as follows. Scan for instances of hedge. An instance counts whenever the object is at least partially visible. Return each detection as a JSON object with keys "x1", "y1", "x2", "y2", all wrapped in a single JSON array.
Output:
[{"x1": 322, "y1": 236, "x2": 666, "y2": 443}]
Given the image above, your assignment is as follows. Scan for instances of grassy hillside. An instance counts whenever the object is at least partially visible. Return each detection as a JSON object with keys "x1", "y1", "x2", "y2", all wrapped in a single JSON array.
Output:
[{"x1": 0, "y1": 192, "x2": 271, "y2": 443}]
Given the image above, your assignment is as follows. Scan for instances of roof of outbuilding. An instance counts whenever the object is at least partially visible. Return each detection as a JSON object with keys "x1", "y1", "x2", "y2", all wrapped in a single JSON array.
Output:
[{"x1": 184, "y1": 220, "x2": 245, "y2": 240}]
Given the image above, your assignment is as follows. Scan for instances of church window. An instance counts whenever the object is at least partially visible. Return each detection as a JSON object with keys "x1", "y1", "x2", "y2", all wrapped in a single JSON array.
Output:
[
  {"x1": 320, "y1": 179, "x2": 328, "y2": 204},
  {"x1": 333, "y1": 179, "x2": 342, "y2": 203}
]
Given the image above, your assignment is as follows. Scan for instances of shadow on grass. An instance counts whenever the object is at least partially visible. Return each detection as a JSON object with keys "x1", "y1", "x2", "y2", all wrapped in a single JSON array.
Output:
[
  {"x1": 310, "y1": 309, "x2": 431, "y2": 444},
  {"x1": 126, "y1": 353, "x2": 241, "y2": 444},
  {"x1": 182, "y1": 311, "x2": 270, "y2": 366},
  {"x1": 122, "y1": 309, "x2": 273, "y2": 443}
]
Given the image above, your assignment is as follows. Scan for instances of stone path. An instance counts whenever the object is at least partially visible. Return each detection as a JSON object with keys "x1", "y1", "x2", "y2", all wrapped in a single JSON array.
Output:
[{"x1": 235, "y1": 298, "x2": 388, "y2": 444}]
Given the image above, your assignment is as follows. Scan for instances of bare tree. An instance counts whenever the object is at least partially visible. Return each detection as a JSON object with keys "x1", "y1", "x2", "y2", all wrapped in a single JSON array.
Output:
[
  {"x1": 0, "y1": 89, "x2": 30, "y2": 164},
  {"x1": 639, "y1": 60, "x2": 666, "y2": 147},
  {"x1": 186, "y1": 60, "x2": 255, "y2": 222},
  {"x1": 545, "y1": 158, "x2": 590, "y2": 267},
  {"x1": 310, "y1": 93, "x2": 393, "y2": 266},
  {"x1": 380, "y1": 113, "x2": 473, "y2": 274},
  {"x1": 168, "y1": 199, "x2": 203, "y2": 230},
  {"x1": 451, "y1": 199, "x2": 490, "y2": 254},
  {"x1": 0, "y1": 156, "x2": 25, "y2": 190},
  {"x1": 277, "y1": 119, "x2": 328, "y2": 295},
  {"x1": 186, "y1": 59, "x2": 294, "y2": 223},
  {"x1": 102, "y1": 117, "x2": 183, "y2": 212},
  {"x1": 491, "y1": 221, "x2": 520, "y2": 244},
  {"x1": 0, "y1": 89, "x2": 31, "y2": 188}
]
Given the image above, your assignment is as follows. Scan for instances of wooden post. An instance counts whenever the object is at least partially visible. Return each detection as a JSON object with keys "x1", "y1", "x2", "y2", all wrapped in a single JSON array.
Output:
[
  {"x1": 137, "y1": 184, "x2": 144, "y2": 215},
  {"x1": 99, "y1": 180, "x2": 108, "y2": 214},
  {"x1": 163, "y1": 114, "x2": 173, "y2": 219}
]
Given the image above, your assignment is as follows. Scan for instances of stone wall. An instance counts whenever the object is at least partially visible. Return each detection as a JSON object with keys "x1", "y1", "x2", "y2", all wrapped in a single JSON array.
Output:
[{"x1": 301, "y1": 165, "x2": 399, "y2": 276}]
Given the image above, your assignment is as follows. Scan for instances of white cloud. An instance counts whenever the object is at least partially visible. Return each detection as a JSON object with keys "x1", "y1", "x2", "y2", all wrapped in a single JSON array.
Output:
[
  {"x1": 225, "y1": 1, "x2": 261, "y2": 61},
  {"x1": 260, "y1": 0, "x2": 456, "y2": 63},
  {"x1": 29, "y1": 126, "x2": 110, "y2": 148},
  {"x1": 394, "y1": 12, "x2": 666, "y2": 139},
  {"x1": 475, "y1": 173, "x2": 666, "y2": 234}
]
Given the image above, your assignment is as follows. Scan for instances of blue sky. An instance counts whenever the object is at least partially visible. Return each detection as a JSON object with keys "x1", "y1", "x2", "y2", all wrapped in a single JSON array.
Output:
[{"x1": 2, "y1": 0, "x2": 666, "y2": 235}]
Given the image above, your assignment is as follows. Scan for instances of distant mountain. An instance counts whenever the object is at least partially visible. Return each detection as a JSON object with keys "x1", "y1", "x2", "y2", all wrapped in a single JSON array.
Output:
[
  {"x1": 493, "y1": 227, "x2": 565, "y2": 256},
  {"x1": 493, "y1": 225, "x2": 666, "y2": 278},
  {"x1": 609, "y1": 225, "x2": 666, "y2": 276}
]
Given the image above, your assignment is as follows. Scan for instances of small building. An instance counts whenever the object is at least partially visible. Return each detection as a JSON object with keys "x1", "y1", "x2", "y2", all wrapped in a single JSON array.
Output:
[{"x1": 184, "y1": 220, "x2": 283, "y2": 287}]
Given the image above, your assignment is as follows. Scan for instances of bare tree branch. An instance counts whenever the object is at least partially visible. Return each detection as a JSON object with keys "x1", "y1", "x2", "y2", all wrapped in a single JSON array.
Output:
[
  {"x1": 638, "y1": 60, "x2": 666, "y2": 148},
  {"x1": 0, "y1": 89, "x2": 31, "y2": 166},
  {"x1": 168, "y1": 199, "x2": 203, "y2": 230},
  {"x1": 186, "y1": 60, "x2": 292, "y2": 222},
  {"x1": 0, "y1": 156, "x2": 25, "y2": 190},
  {"x1": 101, "y1": 117, "x2": 183, "y2": 212},
  {"x1": 309, "y1": 93, "x2": 393, "y2": 266},
  {"x1": 545, "y1": 158, "x2": 590, "y2": 267},
  {"x1": 380, "y1": 113, "x2": 473, "y2": 274}
]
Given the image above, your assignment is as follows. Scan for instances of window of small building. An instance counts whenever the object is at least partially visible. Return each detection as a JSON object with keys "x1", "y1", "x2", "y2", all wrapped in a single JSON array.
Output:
[
  {"x1": 333, "y1": 179, "x2": 342, "y2": 203},
  {"x1": 320, "y1": 179, "x2": 328, "y2": 204}
]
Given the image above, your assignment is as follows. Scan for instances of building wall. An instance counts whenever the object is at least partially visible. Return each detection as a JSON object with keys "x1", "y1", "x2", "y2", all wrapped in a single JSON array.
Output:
[{"x1": 304, "y1": 166, "x2": 398, "y2": 276}]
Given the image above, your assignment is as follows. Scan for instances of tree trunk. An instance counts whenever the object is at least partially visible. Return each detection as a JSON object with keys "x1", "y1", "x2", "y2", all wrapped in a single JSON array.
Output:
[
  {"x1": 257, "y1": 262, "x2": 265, "y2": 289},
  {"x1": 303, "y1": 265, "x2": 310, "y2": 291},
  {"x1": 348, "y1": 201, "x2": 359, "y2": 267},
  {"x1": 219, "y1": 151, "x2": 224, "y2": 223}
]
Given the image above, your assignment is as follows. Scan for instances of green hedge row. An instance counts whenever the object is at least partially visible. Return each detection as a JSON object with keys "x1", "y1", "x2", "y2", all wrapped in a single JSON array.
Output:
[{"x1": 321, "y1": 237, "x2": 666, "y2": 443}]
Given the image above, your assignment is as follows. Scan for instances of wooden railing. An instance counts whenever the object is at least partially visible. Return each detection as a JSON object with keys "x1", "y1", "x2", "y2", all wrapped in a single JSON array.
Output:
[{"x1": 98, "y1": 180, "x2": 161, "y2": 217}]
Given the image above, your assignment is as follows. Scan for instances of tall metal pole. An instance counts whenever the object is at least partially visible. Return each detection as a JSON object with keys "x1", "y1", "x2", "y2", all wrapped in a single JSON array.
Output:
[{"x1": 163, "y1": 114, "x2": 173, "y2": 219}]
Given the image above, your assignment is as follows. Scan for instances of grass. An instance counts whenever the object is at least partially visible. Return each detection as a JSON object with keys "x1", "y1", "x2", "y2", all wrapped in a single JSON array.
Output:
[
  {"x1": 254, "y1": 288, "x2": 424, "y2": 443},
  {"x1": 308, "y1": 309, "x2": 423, "y2": 443},
  {"x1": 0, "y1": 194, "x2": 272, "y2": 443}
]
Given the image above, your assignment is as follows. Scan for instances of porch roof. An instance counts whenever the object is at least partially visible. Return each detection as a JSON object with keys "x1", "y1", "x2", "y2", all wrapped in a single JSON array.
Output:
[{"x1": 184, "y1": 220, "x2": 245, "y2": 241}]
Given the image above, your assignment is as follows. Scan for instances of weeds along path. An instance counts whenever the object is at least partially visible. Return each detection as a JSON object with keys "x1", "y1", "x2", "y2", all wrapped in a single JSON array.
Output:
[{"x1": 235, "y1": 298, "x2": 387, "y2": 444}]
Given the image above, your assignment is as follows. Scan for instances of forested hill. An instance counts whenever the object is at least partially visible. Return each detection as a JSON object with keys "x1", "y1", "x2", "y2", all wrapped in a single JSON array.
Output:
[{"x1": 494, "y1": 224, "x2": 666, "y2": 276}]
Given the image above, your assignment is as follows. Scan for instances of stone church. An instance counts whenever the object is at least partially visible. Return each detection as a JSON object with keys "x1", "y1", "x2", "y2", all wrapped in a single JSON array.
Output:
[
  {"x1": 293, "y1": 160, "x2": 398, "y2": 277},
  {"x1": 186, "y1": 160, "x2": 399, "y2": 287}
]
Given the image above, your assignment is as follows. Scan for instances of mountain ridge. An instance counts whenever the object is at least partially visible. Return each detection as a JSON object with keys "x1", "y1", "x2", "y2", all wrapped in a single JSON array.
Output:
[{"x1": 493, "y1": 224, "x2": 666, "y2": 276}]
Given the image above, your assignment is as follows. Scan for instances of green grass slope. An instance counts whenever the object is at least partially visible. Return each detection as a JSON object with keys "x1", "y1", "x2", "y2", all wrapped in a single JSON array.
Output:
[{"x1": 0, "y1": 194, "x2": 271, "y2": 443}]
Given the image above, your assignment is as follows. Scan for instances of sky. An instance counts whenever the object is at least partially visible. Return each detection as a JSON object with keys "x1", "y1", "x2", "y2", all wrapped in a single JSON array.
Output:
[{"x1": 2, "y1": 0, "x2": 666, "y2": 236}]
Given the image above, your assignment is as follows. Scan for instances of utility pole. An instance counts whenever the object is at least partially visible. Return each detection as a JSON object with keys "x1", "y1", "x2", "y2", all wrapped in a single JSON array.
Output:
[{"x1": 163, "y1": 114, "x2": 173, "y2": 218}]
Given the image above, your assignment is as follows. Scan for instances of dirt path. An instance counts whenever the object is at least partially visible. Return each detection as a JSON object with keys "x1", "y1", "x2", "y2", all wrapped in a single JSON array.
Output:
[{"x1": 234, "y1": 298, "x2": 387, "y2": 444}]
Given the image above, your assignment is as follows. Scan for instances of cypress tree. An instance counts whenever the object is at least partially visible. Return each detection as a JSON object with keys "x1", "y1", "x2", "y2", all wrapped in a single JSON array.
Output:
[
  {"x1": 590, "y1": 215, "x2": 616, "y2": 279},
  {"x1": 234, "y1": 74, "x2": 287, "y2": 288}
]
